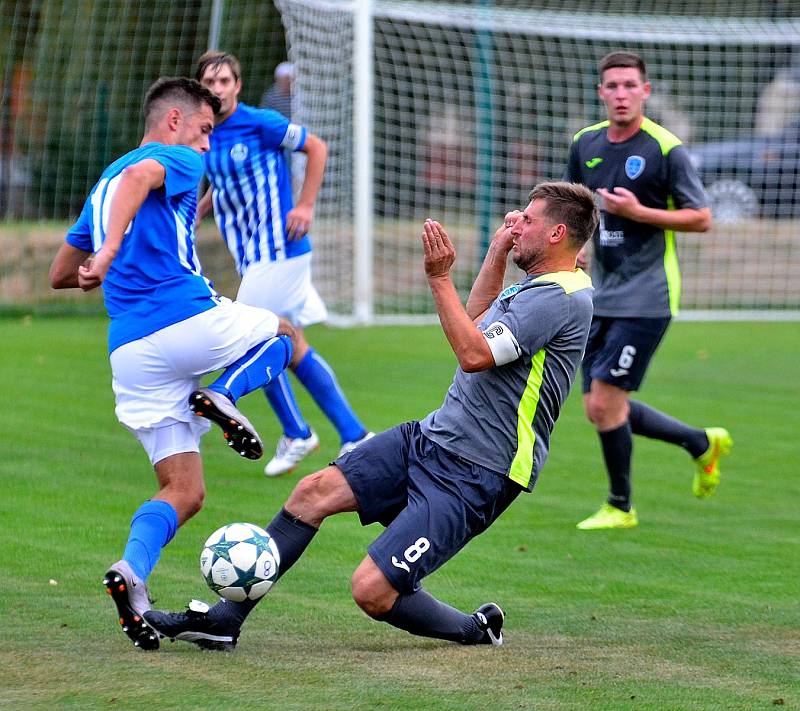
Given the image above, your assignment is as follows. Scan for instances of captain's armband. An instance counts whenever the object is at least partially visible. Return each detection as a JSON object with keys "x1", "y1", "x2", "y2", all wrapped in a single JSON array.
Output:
[{"x1": 482, "y1": 321, "x2": 522, "y2": 366}]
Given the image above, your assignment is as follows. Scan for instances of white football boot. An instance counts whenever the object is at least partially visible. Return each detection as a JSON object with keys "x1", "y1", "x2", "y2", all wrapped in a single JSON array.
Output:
[{"x1": 264, "y1": 430, "x2": 320, "y2": 477}]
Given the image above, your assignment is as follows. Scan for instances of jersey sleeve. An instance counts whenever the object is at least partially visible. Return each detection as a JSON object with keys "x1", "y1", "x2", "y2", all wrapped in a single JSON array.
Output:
[
  {"x1": 152, "y1": 146, "x2": 204, "y2": 198},
  {"x1": 493, "y1": 284, "x2": 568, "y2": 360},
  {"x1": 258, "y1": 108, "x2": 307, "y2": 152},
  {"x1": 65, "y1": 199, "x2": 94, "y2": 252},
  {"x1": 563, "y1": 140, "x2": 582, "y2": 183},
  {"x1": 667, "y1": 144, "x2": 708, "y2": 210}
]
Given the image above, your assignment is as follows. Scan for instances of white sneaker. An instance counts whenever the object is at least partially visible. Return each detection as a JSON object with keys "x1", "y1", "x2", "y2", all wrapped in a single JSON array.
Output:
[
  {"x1": 338, "y1": 431, "x2": 375, "y2": 457},
  {"x1": 264, "y1": 431, "x2": 320, "y2": 477}
]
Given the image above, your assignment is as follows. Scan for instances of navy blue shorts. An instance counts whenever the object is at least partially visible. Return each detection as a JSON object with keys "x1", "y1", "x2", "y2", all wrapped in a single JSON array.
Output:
[
  {"x1": 335, "y1": 421, "x2": 521, "y2": 594},
  {"x1": 581, "y1": 316, "x2": 670, "y2": 393}
]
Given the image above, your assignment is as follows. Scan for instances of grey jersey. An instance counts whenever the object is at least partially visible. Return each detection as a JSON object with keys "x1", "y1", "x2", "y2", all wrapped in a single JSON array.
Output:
[
  {"x1": 564, "y1": 117, "x2": 708, "y2": 318},
  {"x1": 420, "y1": 270, "x2": 593, "y2": 492}
]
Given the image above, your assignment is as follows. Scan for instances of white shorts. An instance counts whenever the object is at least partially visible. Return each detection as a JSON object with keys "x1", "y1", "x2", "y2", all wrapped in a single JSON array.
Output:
[
  {"x1": 236, "y1": 252, "x2": 328, "y2": 327},
  {"x1": 110, "y1": 298, "x2": 279, "y2": 463}
]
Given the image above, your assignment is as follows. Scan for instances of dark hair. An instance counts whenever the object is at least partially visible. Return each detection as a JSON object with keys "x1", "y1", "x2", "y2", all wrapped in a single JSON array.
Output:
[
  {"x1": 599, "y1": 51, "x2": 647, "y2": 82},
  {"x1": 528, "y1": 182, "x2": 598, "y2": 250},
  {"x1": 143, "y1": 77, "x2": 221, "y2": 127},
  {"x1": 195, "y1": 50, "x2": 242, "y2": 83}
]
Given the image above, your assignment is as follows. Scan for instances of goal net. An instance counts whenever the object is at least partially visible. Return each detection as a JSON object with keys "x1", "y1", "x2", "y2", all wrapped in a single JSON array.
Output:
[
  {"x1": 2, "y1": 1, "x2": 800, "y2": 321},
  {"x1": 275, "y1": 0, "x2": 800, "y2": 321}
]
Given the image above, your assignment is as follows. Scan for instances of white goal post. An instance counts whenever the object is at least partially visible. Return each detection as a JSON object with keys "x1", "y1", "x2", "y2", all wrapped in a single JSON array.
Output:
[{"x1": 275, "y1": 0, "x2": 800, "y2": 323}]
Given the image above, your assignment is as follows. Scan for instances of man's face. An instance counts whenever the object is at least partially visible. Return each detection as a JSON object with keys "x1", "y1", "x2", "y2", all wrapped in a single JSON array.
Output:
[
  {"x1": 175, "y1": 103, "x2": 215, "y2": 153},
  {"x1": 598, "y1": 66, "x2": 651, "y2": 127},
  {"x1": 199, "y1": 63, "x2": 241, "y2": 120},
  {"x1": 510, "y1": 199, "x2": 553, "y2": 272}
]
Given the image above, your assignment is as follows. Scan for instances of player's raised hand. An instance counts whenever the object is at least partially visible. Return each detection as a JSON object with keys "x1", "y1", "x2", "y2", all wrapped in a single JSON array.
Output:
[
  {"x1": 493, "y1": 210, "x2": 521, "y2": 252},
  {"x1": 422, "y1": 219, "x2": 456, "y2": 279},
  {"x1": 597, "y1": 187, "x2": 642, "y2": 220},
  {"x1": 285, "y1": 203, "x2": 313, "y2": 241}
]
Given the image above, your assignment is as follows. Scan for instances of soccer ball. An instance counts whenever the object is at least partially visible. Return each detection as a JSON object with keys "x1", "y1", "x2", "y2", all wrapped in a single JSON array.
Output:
[{"x1": 200, "y1": 522, "x2": 280, "y2": 602}]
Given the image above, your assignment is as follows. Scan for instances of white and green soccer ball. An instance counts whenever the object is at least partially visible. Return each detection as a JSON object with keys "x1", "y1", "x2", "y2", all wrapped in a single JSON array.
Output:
[{"x1": 200, "y1": 522, "x2": 280, "y2": 602}]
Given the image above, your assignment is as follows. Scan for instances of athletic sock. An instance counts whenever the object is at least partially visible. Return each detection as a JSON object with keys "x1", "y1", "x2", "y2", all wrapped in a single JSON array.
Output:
[
  {"x1": 294, "y1": 349, "x2": 366, "y2": 444},
  {"x1": 209, "y1": 335, "x2": 292, "y2": 402},
  {"x1": 628, "y1": 400, "x2": 709, "y2": 458},
  {"x1": 209, "y1": 507, "x2": 318, "y2": 627},
  {"x1": 377, "y1": 588, "x2": 483, "y2": 644},
  {"x1": 264, "y1": 371, "x2": 313, "y2": 440},
  {"x1": 122, "y1": 499, "x2": 179, "y2": 581},
  {"x1": 599, "y1": 422, "x2": 633, "y2": 512}
]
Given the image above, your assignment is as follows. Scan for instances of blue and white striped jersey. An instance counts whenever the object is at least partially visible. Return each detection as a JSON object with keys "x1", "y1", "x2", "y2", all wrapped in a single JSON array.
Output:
[
  {"x1": 205, "y1": 103, "x2": 310, "y2": 274},
  {"x1": 65, "y1": 143, "x2": 218, "y2": 354}
]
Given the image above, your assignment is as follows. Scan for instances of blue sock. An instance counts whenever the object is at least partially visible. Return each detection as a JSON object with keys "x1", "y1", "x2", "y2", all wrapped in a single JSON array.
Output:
[
  {"x1": 122, "y1": 499, "x2": 179, "y2": 581},
  {"x1": 209, "y1": 335, "x2": 292, "y2": 402},
  {"x1": 294, "y1": 349, "x2": 366, "y2": 444},
  {"x1": 264, "y1": 372, "x2": 312, "y2": 439}
]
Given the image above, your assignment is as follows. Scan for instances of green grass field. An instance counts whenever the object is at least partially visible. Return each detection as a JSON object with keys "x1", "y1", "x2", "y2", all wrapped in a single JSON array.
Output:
[{"x1": 1, "y1": 316, "x2": 798, "y2": 710}]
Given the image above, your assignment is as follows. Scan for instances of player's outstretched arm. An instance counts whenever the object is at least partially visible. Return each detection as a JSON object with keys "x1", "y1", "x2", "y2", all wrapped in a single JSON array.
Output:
[
  {"x1": 465, "y1": 211, "x2": 519, "y2": 321},
  {"x1": 286, "y1": 132, "x2": 328, "y2": 240},
  {"x1": 78, "y1": 159, "x2": 166, "y2": 290},
  {"x1": 423, "y1": 219, "x2": 494, "y2": 373}
]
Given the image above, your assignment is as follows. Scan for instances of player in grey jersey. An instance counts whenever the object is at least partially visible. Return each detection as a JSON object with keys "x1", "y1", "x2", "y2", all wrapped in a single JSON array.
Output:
[
  {"x1": 145, "y1": 182, "x2": 597, "y2": 650},
  {"x1": 565, "y1": 51, "x2": 732, "y2": 530}
]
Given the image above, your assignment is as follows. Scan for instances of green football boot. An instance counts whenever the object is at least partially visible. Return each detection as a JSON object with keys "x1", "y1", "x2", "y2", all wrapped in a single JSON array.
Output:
[
  {"x1": 576, "y1": 503, "x2": 639, "y2": 530},
  {"x1": 692, "y1": 427, "x2": 733, "y2": 499}
]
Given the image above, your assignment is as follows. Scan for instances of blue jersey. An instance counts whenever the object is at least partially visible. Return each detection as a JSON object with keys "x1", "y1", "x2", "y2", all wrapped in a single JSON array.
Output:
[
  {"x1": 66, "y1": 143, "x2": 218, "y2": 354},
  {"x1": 205, "y1": 103, "x2": 310, "y2": 274}
]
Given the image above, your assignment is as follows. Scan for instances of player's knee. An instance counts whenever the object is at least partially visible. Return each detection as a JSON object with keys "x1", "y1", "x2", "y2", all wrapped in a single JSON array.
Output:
[
  {"x1": 586, "y1": 391, "x2": 627, "y2": 430},
  {"x1": 351, "y1": 570, "x2": 394, "y2": 618},
  {"x1": 285, "y1": 470, "x2": 332, "y2": 523}
]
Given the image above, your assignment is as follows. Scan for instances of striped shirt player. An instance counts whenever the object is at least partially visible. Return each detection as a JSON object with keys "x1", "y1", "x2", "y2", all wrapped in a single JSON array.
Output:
[
  {"x1": 205, "y1": 103, "x2": 310, "y2": 271},
  {"x1": 49, "y1": 77, "x2": 295, "y2": 651},
  {"x1": 142, "y1": 183, "x2": 599, "y2": 651},
  {"x1": 196, "y1": 51, "x2": 370, "y2": 478}
]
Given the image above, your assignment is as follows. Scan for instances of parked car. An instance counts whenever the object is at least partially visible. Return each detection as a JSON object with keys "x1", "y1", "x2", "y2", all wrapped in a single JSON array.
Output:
[{"x1": 689, "y1": 121, "x2": 800, "y2": 221}]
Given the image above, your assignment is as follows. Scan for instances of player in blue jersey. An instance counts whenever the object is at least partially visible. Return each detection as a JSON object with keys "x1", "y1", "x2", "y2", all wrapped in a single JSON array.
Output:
[
  {"x1": 194, "y1": 51, "x2": 372, "y2": 477},
  {"x1": 49, "y1": 77, "x2": 298, "y2": 651},
  {"x1": 564, "y1": 51, "x2": 733, "y2": 530},
  {"x1": 145, "y1": 182, "x2": 599, "y2": 651}
]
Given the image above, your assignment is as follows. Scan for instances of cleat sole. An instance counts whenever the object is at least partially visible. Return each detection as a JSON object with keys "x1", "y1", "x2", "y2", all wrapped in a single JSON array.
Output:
[{"x1": 103, "y1": 568, "x2": 160, "y2": 651}]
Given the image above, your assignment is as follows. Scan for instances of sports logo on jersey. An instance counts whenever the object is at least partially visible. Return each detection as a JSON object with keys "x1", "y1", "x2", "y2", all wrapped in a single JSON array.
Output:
[
  {"x1": 230, "y1": 143, "x2": 249, "y2": 162},
  {"x1": 585, "y1": 157, "x2": 603, "y2": 169},
  {"x1": 625, "y1": 155, "x2": 645, "y2": 180},
  {"x1": 499, "y1": 284, "x2": 522, "y2": 300}
]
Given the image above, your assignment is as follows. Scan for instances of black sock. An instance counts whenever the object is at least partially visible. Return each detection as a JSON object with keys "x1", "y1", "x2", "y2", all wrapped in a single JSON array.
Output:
[
  {"x1": 377, "y1": 588, "x2": 483, "y2": 644},
  {"x1": 628, "y1": 400, "x2": 708, "y2": 458},
  {"x1": 210, "y1": 507, "x2": 318, "y2": 627},
  {"x1": 599, "y1": 422, "x2": 633, "y2": 512}
]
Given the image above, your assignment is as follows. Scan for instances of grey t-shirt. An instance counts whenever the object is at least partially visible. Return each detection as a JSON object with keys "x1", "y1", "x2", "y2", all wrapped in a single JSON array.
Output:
[
  {"x1": 564, "y1": 117, "x2": 708, "y2": 318},
  {"x1": 420, "y1": 270, "x2": 593, "y2": 492}
]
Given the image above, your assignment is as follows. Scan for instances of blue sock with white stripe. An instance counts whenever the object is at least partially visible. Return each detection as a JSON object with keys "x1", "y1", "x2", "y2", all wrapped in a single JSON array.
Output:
[
  {"x1": 294, "y1": 348, "x2": 365, "y2": 444},
  {"x1": 264, "y1": 372, "x2": 312, "y2": 439},
  {"x1": 209, "y1": 335, "x2": 292, "y2": 403},
  {"x1": 122, "y1": 499, "x2": 179, "y2": 581}
]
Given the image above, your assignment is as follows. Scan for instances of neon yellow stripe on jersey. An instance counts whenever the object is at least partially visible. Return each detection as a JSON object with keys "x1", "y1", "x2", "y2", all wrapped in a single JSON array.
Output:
[
  {"x1": 664, "y1": 196, "x2": 681, "y2": 316},
  {"x1": 533, "y1": 268, "x2": 593, "y2": 294},
  {"x1": 509, "y1": 349, "x2": 546, "y2": 489},
  {"x1": 640, "y1": 117, "x2": 682, "y2": 156},
  {"x1": 573, "y1": 120, "x2": 609, "y2": 142}
]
